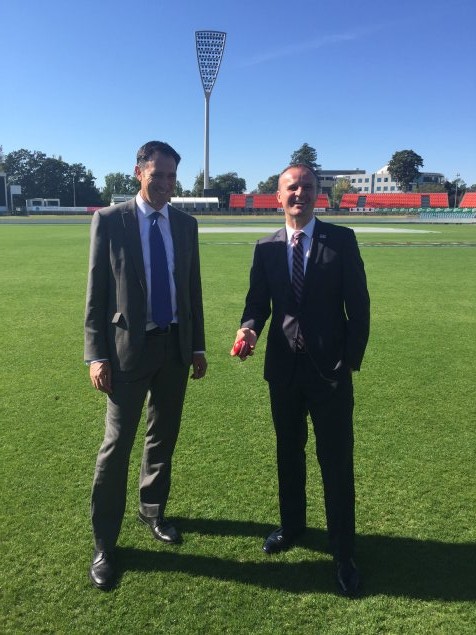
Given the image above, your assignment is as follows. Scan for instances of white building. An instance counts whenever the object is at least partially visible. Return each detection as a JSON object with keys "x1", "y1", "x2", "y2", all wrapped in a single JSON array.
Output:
[{"x1": 320, "y1": 165, "x2": 445, "y2": 194}]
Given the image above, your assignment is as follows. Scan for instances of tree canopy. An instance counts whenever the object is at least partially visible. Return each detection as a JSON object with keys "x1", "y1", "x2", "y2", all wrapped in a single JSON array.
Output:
[
  {"x1": 445, "y1": 177, "x2": 467, "y2": 207},
  {"x1": 332, "y1": 178, "x2": 357, "y2": 209},
  {"x1": 191, "y1": 171, "x2": 205, "y2": 197},
  {"x1": 256, "y1": 143, "x2": 321, "y2": 195},
  {"x1": 387, "y1": 150, "x2": 423, "y2": 192},
  {"x1": 290, "y1": 143, "x2": 321, "y2": 173},
  {"x1": 102, "y1": 172, "x2": 138, "y2": 205},
  {"x1": 191, "y1": 170, "x2": 246, "y2": 206},
  {"x1": 256, "y1": 174, "x2": 279, "y2": 193},
  {"x1": 4, "y1": 148, "x2": 102, "y2": 206}
]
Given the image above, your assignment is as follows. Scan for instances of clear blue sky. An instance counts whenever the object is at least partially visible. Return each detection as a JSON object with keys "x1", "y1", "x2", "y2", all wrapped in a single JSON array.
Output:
[{"x1": 1, "y1": 0, "x2": 475, "y2": 191}]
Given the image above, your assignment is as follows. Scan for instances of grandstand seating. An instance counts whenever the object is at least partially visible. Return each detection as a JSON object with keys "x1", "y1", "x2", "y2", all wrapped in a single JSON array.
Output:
[
  {"x1": 339, "y1": 194, "x2": 360, "y2": 209},
  {"x1": 252, "y1": 194, "x2": 279, "y2": 209},
  {"x1": 315, "y1": 194, "x2": 330, "y2": 208},
  {"x1": 229, "y1": 194, "x2": 247, "y2": 208},
  {"x1": 228, "y1": 193, "x2": 330, "y2": 209},
  {"x1": 339, "y1": 192, "x2": 449, "y2": 209},
  {"x1": 459, "y1": 192, "x2": 476, "y2": 208}
]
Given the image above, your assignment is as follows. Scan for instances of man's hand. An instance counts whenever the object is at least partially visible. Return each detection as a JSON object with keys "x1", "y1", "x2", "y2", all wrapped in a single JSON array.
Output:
[
  {"x1": 230, "y1": 327, "x2": 257, "y2": 360},
  {"x1": 191, "y1": 353, "x2": 207, "y2": 379},
  {"x1": 89, "y1": 361, "x2": 112, "y2": 395}
]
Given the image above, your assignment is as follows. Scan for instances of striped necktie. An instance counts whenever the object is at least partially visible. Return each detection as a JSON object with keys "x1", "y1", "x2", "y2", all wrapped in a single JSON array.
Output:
[
  {"x1": 149, "y1": 212, "x2": 173, "y2": 328},
  {"x1": 292, "y1": 230, "x2": 305, "y2": 303},
  {"x1": 291, "y1": 231, "x2": 305, "y2": 350}
]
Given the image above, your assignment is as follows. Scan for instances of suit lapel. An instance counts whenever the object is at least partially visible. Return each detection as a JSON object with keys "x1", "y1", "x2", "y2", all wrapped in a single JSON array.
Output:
[
  {"x1": 273, "y1": 226, "x2": 292, "y2": 282},
  {"x1": 168, "y1": 205, "x2": 185, "y2": 292},
  {"x1": 121, "y1": 200, "x2": 147, "y2": 293},
  {"x1": 302, "y1": 219, "x2": 325, "y2": 302}
]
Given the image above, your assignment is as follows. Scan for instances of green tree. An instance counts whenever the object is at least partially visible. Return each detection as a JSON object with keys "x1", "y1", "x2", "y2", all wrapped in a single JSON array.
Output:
[
  {"x1": 257, "y1": 174, "x2": 279, "y2": 193},
  {"x1": 212, "y1": 172, "x2": 246, "y2": 208},
  {"x1": 290, "y1": 143, "x2": 321, "y2": 173},
  {"x1": 102, "y1": 172, "x2": 138, "y2": 205},
  {"x1": 191, "y1": 170, "x2": 246, "y2": 205},
  {"x1": 445, "y1": 177, "x2": 466, "y2": 207},
  {"x1": 387, "y1": 150, "x2": 424, "y2": 192},
  {"x1": 332, "y1": 178, "x2": 357, "y2": 209},
  {"x1": 191, "y1": 171, "x2": 206, "y2": 196},
  {"x1": 4, "y1": 148, "x2": 102, "y2": 206},
  {"x1": 415, "y1": 182, "x2": 446, "y2": 193}
]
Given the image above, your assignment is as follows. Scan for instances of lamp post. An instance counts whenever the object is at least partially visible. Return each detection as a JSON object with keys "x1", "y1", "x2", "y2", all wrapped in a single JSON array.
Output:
[
  {"x1": 72, "y1": 174, "x2": 76, "y2": 207},
  {"x1": 195, "y1": 31, "x2": 226, "y2": 193}
]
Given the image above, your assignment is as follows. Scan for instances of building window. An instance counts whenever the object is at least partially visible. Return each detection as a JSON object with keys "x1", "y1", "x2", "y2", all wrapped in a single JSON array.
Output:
[
  {"x1": 377, "y1": 177, "x2": 382, "y2": 182},
  {"x1": 365, "y1": 178, "x2": 369, "y2": 182},
  {"x1": 391, "y1": 186, "x2": 395, "y2": 191},
  {"x1": 376, "y1": 187, "x2": 381, "y2": 191},
  {"x1": 358, "y1": 178, "x2": 362, "y2": 183},
  {"x1": 383, "y1": 186, "x2": 388, "y2": 191}
]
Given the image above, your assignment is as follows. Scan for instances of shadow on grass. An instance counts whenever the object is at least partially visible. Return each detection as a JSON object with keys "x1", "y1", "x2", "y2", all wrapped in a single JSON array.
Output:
[{"x1": 117, "y1": 517, "x2": 475, "y2": 600}]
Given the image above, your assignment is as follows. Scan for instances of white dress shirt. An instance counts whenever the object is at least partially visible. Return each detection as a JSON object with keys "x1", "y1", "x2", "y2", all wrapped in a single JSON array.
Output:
[
  {"x1": 136, "y1": 193, "x2": 178, "y2": 330},
  {"x1": 285, "y1": 216, "x2": 316, "y2": 279}
]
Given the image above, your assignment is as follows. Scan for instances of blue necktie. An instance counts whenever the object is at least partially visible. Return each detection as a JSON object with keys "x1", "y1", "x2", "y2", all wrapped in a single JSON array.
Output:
[{"x1": 149, "y1": 212, "x2": 173, "y2": 328}]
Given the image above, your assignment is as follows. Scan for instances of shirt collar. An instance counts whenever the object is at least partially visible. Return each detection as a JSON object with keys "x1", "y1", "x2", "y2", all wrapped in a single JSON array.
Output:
[
  {"x1": 136, "y1": 193, "x2": 169, "y2": 219},
  {"x1": 285, "y1": 216, "x2": 315, "y2": 243}
]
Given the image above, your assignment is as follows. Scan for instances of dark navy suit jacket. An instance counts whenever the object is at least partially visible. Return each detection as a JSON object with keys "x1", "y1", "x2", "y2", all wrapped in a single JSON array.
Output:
[{"x1": 241, "y1": 218, "x2": 370, "y2": 384}]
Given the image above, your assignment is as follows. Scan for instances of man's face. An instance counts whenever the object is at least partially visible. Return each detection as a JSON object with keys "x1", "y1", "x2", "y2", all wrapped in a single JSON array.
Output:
[
  {"x1": 135, "y1": 151, "x2": 177, "y2": 209},
  {"x1": 277, "y1": 166, "x2": 317, "y2": 227}
]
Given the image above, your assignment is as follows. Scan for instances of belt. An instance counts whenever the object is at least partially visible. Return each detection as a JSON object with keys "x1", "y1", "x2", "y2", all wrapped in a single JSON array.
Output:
[{"x1": 146, "y1": 323, "x2": 178, "y2": 336}]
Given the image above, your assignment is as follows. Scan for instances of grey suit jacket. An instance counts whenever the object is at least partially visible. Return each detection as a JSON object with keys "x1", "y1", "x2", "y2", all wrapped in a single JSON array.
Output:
[
  {"x1": 241, "y1": 218, "x2": 370, "y2": 384},
  {"x1": 84, "y1": 199, "x2": 205, "y2": 372}
]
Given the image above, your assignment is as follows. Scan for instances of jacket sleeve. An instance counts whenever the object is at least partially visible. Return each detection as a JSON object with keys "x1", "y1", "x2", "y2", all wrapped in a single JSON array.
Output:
[
  {"x1": 189, "y1": 219, "x2": 206, "y2": 352},
  {"x1": 84, "y1": 211, "x2": 110, "y2": 362},
  {"x1": 342, "y1": 230, "x2": 370, "y2": 370},
  {"x1": 240, "y1": 241, "x2": 271, "y2": 337}
]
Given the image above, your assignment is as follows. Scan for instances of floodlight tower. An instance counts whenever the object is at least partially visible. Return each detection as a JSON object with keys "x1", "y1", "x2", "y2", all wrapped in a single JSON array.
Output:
[{"x1": 195, "y1": 31, "x2": 226, "y2": 192}]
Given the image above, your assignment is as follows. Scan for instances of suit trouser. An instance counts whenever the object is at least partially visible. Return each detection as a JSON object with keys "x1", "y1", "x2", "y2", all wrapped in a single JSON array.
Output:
[
  {"x1": 268, "y1": 353, "x2": 355, "y2": 560},
  {"x1": 91, "y1": 328, "x2": 189, "y2": 551}
]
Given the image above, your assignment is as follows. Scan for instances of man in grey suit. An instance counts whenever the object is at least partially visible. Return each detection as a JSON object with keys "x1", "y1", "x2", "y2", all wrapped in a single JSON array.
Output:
[
  {"x1": 232, "y1": 163, "x2": 370, "y2": 596},
  {"x1": 85, "y1": 140, "x2": 207, "y2": 590}
]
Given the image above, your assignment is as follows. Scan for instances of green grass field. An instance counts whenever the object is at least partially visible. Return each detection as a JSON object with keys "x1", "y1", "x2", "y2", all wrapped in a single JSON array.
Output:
[{"x1": 1, "y1": 221, "x2": 475, "y2": 634}]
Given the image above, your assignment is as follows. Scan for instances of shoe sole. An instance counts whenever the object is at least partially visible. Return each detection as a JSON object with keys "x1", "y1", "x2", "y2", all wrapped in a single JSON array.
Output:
[
  {"x1": 138, "y1": 513, "x2": 182, "y2": 544},
  {"x1": 89, "y1": 570, "x2": 115, "y2": 591}
]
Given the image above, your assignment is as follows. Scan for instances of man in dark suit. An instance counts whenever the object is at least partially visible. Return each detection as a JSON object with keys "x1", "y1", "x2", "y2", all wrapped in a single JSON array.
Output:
[
  {"x1": 232, "y1": 163, "x2": 370, "y2": 596},
  {"x1": 85, "y1": 140, "x2": 207, "y2": 590}
]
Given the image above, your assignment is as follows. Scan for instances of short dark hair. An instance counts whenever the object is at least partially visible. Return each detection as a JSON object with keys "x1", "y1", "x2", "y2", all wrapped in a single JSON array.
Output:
[
  {"x1": 278, "y1": 163, "x2": 317, "y2": 182},
  {"x1": 136, "y1": 141, "x2": 181, "y2": 167}
]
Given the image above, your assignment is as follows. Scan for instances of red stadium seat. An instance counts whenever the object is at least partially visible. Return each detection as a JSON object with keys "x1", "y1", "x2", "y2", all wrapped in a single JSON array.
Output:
[{"x1": 458, "y1": 193, "x2": 476, "y2": 208}]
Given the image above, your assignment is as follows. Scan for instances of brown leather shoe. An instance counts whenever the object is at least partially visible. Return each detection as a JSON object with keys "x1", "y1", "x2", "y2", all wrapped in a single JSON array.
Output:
[
  {"x1": 89, "y1": 550, "x2": 116, "y2": 591},
  {"x1": 138, "y1": 512, "x2": 182, "y2": 544}
]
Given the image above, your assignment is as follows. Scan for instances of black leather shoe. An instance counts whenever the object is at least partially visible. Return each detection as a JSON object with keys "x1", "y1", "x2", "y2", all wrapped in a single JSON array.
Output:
[
  {"x1": 89, "y1": 550, "x2": 116, "y2": 591},
  {"x1": 336, "y1": 558, "x2": 360, "y2": 597},
  {"x1": 262, "y1": 527, "x2": 304, "y2": 554},
  {"x1": 138, "y1": 512, "x2": 182, "y2": 544}
]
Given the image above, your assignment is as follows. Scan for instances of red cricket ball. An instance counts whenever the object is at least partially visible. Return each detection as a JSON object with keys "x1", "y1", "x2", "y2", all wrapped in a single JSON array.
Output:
[{"x1": 233, "y1": 339, "x2": 250, "y2": 358}]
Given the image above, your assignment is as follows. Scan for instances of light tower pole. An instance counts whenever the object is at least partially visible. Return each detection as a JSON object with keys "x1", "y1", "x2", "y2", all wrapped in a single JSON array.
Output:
[{"x1": 195, "y1": 31, "x2": 226, "y2": 193}]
